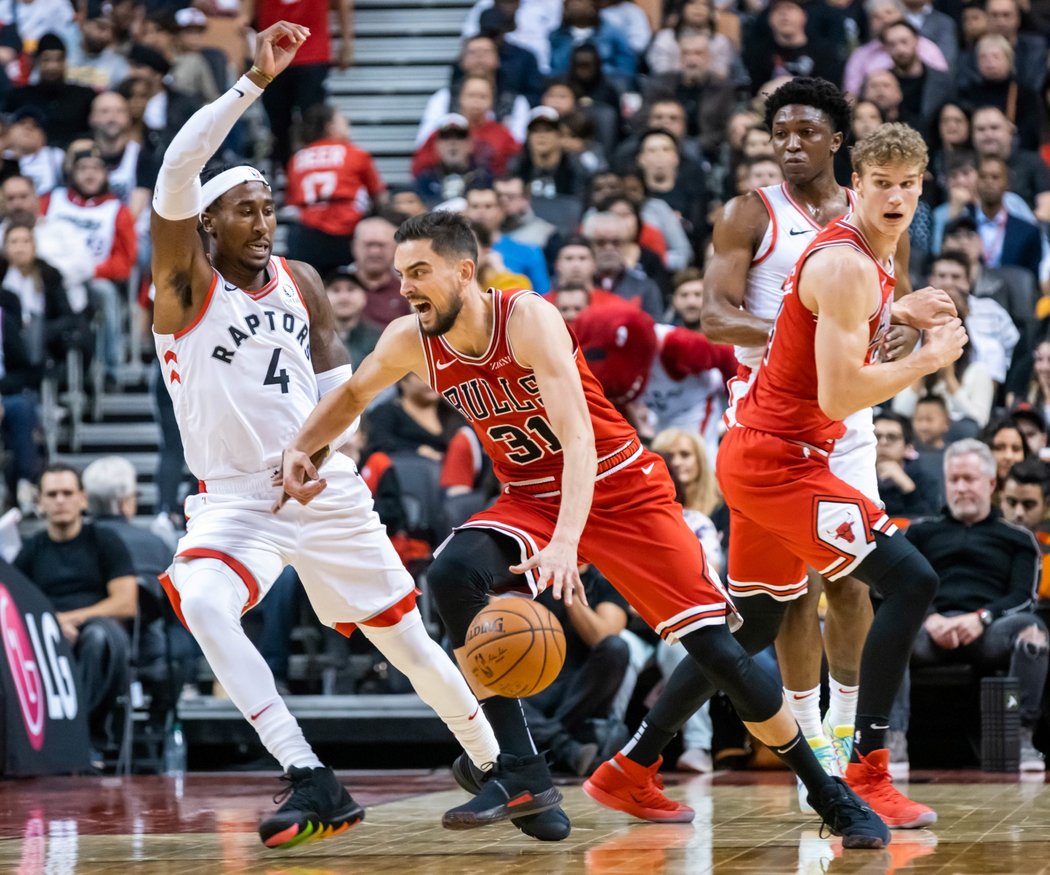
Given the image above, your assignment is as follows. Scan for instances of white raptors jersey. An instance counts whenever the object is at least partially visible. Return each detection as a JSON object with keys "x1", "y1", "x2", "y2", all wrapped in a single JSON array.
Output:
[
  {"x1": 45, "y1": 187, "x2": 122, "y2": 266},
  {"x1": 643, "y1": 323, "x2": 726, "y2": 464},
  {"x1": 737, "y1": 183, "x2": 855, "y2": 369},
  {"x1": 154, "y1": 257, "x2": 318, "y2": 480}
]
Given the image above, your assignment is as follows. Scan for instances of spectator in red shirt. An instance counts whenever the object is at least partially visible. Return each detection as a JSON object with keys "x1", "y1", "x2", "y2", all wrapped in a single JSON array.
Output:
[
  {"x1": 286, "y1": 104, "x2": 386, "y2": 276},
  {"x1": 411, "y1": 75, "x2": 520, "y2": 178},
  {"x1": 243, "y1": 0, "x2": 354, "y2": 168},
  {"x1": 42, "y1": 141, "x2": 136, "y2": 384}
]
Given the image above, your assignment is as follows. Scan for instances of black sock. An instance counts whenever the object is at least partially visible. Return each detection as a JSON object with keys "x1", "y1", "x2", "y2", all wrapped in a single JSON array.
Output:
[
  {"x1": 772, "y1": 729, "x2": 836, "y2": 796},
  {"x1": 622, "y1": 719, "x2": 676, "y2": 767},
  {"x1": 480, "y1": 696, "x2": 535, "y2": 757},
  {"x1": 853, "y1": 714, "x2": 889, "y2": 759}
]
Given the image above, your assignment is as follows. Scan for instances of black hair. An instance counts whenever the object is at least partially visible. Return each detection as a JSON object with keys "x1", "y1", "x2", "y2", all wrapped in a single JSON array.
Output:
[
  {"x1": 874, "y1": 409, "x2": 914, "y2": 445},
  {"x1": 1005, "y1": 458, "x2": 1050, "y2": 496},
  {"x1": 763, "y1": 76, "x2": 852, "y2": 137},
  {"x1": 929, "y1": 248, "x2": 972, "y2": 278},
  {"x1": 40, "y1": 462, "x2": 83, "y2": 491},
  {"x1": 878, "y1": 18, "x2": 920, "y2": 43},
  {"x1": 635, "y1": 127, "x2": 679, "y2": 157},
  {"x1": 983, "y1": 415, "x2": 1032, "y2": 461},
  {"x1": 302, "y1": 104, "x2": 338, "y2": 145},
  {"x1": 914, "y1": 394, "x2": 950, "y2": 416},
  {"x1": 595, "y1": 195, "x2": 644, "y2": 241},
  {"x1": 394, "y1": 211, "x2": 479, "y2": 264},
  {"x1": 557, "y1": 235, "x2": 595, "y2": 255},
  {"x1": 4, "y1": 217, "x2": 34, "y2": 240}
]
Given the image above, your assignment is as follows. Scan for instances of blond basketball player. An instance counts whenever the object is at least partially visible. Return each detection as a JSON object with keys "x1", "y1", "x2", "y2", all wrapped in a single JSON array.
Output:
[{"x1": 150, "y1": 21, "x2": 502, "y2": 849}]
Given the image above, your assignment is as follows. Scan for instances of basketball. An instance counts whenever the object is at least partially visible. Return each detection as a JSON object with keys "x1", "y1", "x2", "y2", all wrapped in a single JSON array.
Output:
[{"x1": 463, "y1": 598, "x2": 566, "y2": 698}]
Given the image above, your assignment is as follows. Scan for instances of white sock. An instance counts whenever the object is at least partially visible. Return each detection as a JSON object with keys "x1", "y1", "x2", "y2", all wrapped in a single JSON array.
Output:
[
  {"x1": 784, "y1": 685, "x2": 823, "y2": 739},
  {"x1": 826, "y1": 676, "x2": 859, "y2": 730},
  {"x1": 176, "y1": 560, "x2": 322, "y2": 771},
  {"x1": 361, "y1": 610, "x2": 500, "y2": 769}
]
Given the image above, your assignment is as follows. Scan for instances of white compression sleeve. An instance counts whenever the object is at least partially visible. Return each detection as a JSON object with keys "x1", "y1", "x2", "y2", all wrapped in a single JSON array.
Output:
[
  {"x1": 316, "y1": 364, "x2": 360, "y2": 450},
  {"x1": 152, "y1": 75, "x2": 265, "y2": 221}
]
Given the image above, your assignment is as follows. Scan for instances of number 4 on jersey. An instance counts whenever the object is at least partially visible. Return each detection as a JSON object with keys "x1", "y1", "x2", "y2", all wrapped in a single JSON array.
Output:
[{"x1": 264, "y1": 348, "x2": 290, "y2": 394}]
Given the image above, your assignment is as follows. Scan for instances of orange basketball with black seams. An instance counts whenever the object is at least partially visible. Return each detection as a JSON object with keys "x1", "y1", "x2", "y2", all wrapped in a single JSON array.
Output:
[{"x1": 463, "y1": 598, "x2": 566, "y2": 698}]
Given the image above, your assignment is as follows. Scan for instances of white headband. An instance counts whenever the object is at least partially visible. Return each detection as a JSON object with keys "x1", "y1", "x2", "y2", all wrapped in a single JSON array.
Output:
[{"x1": 199, "y1": 165, "x2": 270, "y2": 213}]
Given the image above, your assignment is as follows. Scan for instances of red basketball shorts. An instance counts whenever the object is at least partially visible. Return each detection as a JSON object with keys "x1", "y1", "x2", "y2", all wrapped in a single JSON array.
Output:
[
  {"x1": 717, "y1": 425, "x2": 898, "y2": 601},
  {"x1": 454, "y1": 448, "x2": 737, "y2": 642}
]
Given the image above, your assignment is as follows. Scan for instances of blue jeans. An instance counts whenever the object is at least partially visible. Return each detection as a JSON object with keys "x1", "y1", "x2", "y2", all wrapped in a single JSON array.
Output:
[{"x1": 1, "y1": 391, "x2": 40, "y2": 490}]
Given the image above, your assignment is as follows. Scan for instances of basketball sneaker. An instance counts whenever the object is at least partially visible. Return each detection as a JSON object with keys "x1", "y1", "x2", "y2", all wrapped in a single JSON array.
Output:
[
  {"x1": 822, "y1": 719, "x2": 854, "y2": 775},
  {"x1": 807, "y1": 776, "x2": 890, "y2": 850},
  {"x1": 582, "y1": 753, "x2": 694, "y2": 823},
  {"x1": 450, "y1": 752, "x2": 571, "y2": 841},
  {"x1": 442, "y1": 752, "x2": 562, "y2": 830},
  {"x1": 257, "y1": 766, "x2": 364, "y2": 849},
  {"x1": 798, "y1": 735, "x2": 840, "y2": 815},
  {"x1": 844, "y1": 749, "x2": 937, "y2": 828}
]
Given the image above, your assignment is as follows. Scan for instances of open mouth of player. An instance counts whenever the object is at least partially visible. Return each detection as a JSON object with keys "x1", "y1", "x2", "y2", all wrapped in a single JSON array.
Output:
[
  {"x1": 883, "y1": 211, "x2": 904, "y2": 221},
  {"x1": 247, "y1": 240, "x2": 270, "y2": 255},
  {"x1": 412, "y1": 301, "x2": 432, "y2": 316}
]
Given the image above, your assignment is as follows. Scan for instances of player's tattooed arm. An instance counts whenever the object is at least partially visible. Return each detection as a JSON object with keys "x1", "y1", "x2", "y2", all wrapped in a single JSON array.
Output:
[
  {"x1": 287, "y1": 260, "x2": 352, "y2": 374},
  {"x1": 701, "y1": 192, "x2": 775, "y2": 347},
  {"x1": 505, "y1": 295, "x2": 594, "y2": 606}
]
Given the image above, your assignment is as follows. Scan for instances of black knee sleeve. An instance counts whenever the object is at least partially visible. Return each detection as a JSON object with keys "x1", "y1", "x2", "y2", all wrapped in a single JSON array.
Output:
[
  {"x1": 426, "y1": 528, "x2": 522, "y2": 648},
  {"x1": 679, "y1": 624, "x2": 783, "y2": 724},
  {"x1": 854, "y1": 531, "x2": 938, "y2": 607},
  {"x1": 733, "y1": 594, "x2": 789, "y2": 655}
]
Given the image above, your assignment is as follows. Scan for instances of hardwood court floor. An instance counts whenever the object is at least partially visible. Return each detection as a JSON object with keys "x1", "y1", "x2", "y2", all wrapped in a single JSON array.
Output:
[{"x1": 1, "y1": 768, "x2": 1048, "y2": 873}]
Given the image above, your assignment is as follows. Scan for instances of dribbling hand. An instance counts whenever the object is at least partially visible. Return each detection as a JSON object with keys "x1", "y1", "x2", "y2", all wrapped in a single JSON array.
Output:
[
  {"x1": 271, "y1": 446, "x2": 330, "y2": 513},
  {"x1": 253, "y1": 21, "x2": 311, "y2": 81},
  {"x1": 510, "y1": 539, "x2": 588, "y2": 607},
  {"x1": 899, "y1": 286, "x2": 958, "y2": 330},
  {"x1": 921, "y1": 318, "x2": 968, "y2": 371}
]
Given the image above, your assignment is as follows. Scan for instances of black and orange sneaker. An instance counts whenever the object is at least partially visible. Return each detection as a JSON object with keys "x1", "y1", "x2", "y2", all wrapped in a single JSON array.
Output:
[
  {"x1": 442, "y1": 752, "x2": 562, "y2": 830},
  {"x1": 450, "y1": 751, "x2": 571, "y2": 841},
  {"x1": 258, "y1": 766, "x2": 364, "y2": 849}
]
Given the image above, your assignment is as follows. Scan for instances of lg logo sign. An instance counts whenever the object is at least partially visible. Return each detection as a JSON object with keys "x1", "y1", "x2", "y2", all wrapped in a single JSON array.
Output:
[{"x1": 0, "y1": 584, "x2": 78, "y2": 750}]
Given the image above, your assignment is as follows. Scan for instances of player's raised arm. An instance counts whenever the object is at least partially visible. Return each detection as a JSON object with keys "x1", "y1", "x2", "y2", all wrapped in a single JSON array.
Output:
[
  {"x1": 151, "y1": 21, "x2": 309, "y2": 334},
  {"x1": 700, "y1": 193, "x2": 775, "y2": 346},
  {"x1": 505, "y1": 294, "x2": 596, "y2": 606},
  {"x1": 275, "y1": 316, "x2": 423, "y2": 509},
  {"x1": 805, "y1": 248, "x2": 967, "y2": 421}
]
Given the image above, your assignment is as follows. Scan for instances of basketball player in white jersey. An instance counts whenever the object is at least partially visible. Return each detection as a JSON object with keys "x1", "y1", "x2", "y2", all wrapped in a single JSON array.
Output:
[{"x1": 150, "y1": 22, "x2": 503, "y2": 849}]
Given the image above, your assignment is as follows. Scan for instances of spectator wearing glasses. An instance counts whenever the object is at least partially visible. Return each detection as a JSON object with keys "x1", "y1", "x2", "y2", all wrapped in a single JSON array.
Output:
[
  {"x1": 581, "y1": 211, "x2": 663, "y2": 318},
  {"x1": 874, "y1": 410, "x2": 939, "y2": 518}
]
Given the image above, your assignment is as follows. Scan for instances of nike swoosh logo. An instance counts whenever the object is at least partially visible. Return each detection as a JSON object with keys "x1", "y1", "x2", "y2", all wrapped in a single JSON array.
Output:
[
  {"x1": 234, "y1": 87, "x2": 244, "y2": 98},
  {"x1": 792, "y1": 692, "x2": 814, "y2": 700},
  {"x1": 789, "y1": 228, "x2": 814, "y2": 236},
  {"x1": 641, "y1": 463, "x2": 654, "y2": 475},
  {"x1": 871, "y1": 723, "x2": 890, "y2": 731},
  {"x1": 250, "y1": 703, "x2": 274, "y2": 721},
  {"x1": 435, "y1": 359, "x2": 457, "y2": 370},
  {"x1": 223, "y1": 282, "x2": 237, "y2": 291},
  {"x1": 468, "y1": 706, "x2": 479, "y2": 721}
]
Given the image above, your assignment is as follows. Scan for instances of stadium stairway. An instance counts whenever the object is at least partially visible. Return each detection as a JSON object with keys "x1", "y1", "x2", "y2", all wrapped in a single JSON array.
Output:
[{"x1": 327, "y1": 0, "x2": 474, "y2": 187}]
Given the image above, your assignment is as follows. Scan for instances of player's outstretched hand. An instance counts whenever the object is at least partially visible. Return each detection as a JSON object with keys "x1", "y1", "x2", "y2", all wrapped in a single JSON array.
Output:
[
  {"x1": 271, "y1": 447, "x2": 328, "y2": 513},
  {"x1": 254, "y1": 20, "x2": 311, "y2": 80},
  {"x1": 510, "y1": 539, "x2": 588, "y2": 607},
  {"x1": 897, "y1": 286, "x2": 958, "y2": 329},
  {"x1": 921, "y1": 318, "x2": 968, "y2": 371}
]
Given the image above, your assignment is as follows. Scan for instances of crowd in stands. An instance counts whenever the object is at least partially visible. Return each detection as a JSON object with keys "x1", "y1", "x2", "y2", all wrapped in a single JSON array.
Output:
[{"x1": 5, "y1": 0, "x2": 1050, "y2": 773}]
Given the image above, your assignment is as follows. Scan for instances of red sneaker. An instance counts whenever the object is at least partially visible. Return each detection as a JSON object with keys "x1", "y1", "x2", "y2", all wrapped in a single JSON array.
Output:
[
  {"x1": 583, "y1": 754, "x2": 694, "y2": 823},
  {"x1": 844, "y1": 749, "x2": 937, "y2": 828}
]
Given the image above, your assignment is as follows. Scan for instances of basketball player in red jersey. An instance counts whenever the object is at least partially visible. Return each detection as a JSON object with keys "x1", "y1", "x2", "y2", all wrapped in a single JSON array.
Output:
[
  {"x1": 716, "y1": 123, "x2": 966, "y2": 827},
  {"x1": 279, "y1": 211, "x2": 892, "y2": 849},
  {"x1": 150, "y1": 23, "x2": 502, "y2": 849}
]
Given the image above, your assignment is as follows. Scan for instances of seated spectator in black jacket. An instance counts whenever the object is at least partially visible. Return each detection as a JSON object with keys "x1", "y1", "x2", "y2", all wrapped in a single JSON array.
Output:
[
  {"x1": 522, "y1": 563, "x2": 630, "y2": 775},
  {"x1": 0, "y1": 218, "x2": 87, "y2": 365},
  {"x1": 3, "y1": 33, "x2": 95, "y2": 150},
  {"x1": 15, "y1": 464, "x2": 137, "y2": 755},
  {"x1": 365, "y1": 373, "x2": 460, "y2": 462},
  {"x1": 874, "y1": 410, "x2": 939, "y2": 518},
  {"x1": 901, "y1": 439, "x2": 1047, "y2": 769},
  {"x1": 0, "y1": 301, "x2": 41, "y2": 505}
]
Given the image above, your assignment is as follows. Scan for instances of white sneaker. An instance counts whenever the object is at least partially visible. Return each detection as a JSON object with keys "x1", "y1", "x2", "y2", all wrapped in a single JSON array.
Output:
[
  {"x1": 797, "y1": 735, "x2": 840, "y2": 814},
  {"x1": 822, "y1": 719, "x2": 854, "y2": 775},
  {"x1": 676, "y1": 747, "x2": 713, "y2": 773},
  {"x1": 1020, "y1": 728, "x2": 1046, "y2": 772},
  {"x1": 887, "y1": 729, "x2": 910, "y2": 765}
]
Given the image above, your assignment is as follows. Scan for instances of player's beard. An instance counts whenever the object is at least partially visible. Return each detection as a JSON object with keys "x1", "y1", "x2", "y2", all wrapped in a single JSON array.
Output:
[{"x1": 419, "y1": 289, "x2": 464, "y2": 337}]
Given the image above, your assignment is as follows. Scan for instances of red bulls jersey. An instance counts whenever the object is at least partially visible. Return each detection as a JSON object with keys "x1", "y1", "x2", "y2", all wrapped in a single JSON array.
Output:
[
  {"x1": 737, "y1": 218, "x2": 895, "y2": 448},
  {"x1": 285, "y1": 138, "x2": 385, "y2": 236},
  {"x1": 420, "y1": 288, "x2": 640, "y2": 490}
]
